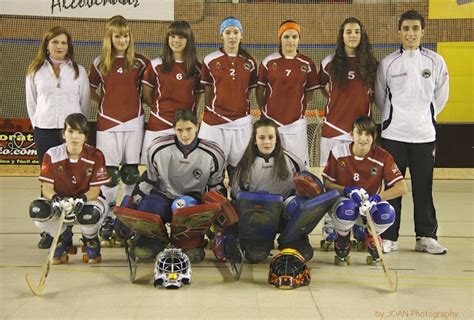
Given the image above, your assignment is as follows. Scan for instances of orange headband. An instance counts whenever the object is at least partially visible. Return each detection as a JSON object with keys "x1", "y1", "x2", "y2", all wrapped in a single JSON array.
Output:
[{"x1": 278, "y1": 22, "x2": 301, "y2": 38}]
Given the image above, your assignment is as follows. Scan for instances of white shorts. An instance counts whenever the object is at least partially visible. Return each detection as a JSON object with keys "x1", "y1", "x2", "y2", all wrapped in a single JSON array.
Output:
[
  {"x1": 319, "y1": 135, "x2": 352, "y2": 167},
  {"x1": 198, "y1": 115, "x2": 252, "y2": 167},
  {"x1": 97, "y1": 130, "x2": 144, "y2": 166},
  {"x1": 278, "y1": 118, "x2": 309, "y2": 167},
  {"x1": 141, "y1": 128, "x2": 175, "y2": 164}
]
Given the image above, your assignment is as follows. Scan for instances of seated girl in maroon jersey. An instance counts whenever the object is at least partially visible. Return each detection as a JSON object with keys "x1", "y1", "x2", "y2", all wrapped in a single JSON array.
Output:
[
  {"x1": 29, "y1": 113, "x2": 110, "y2": 264},
  {"x1": 141, "y1": 20, "x2": 203, "y2": 163},
  {"x1": 256, "y1": 20, "x2": 318, "y2": 166},
  {"x1": 322, "y1": 116, "x2": 407, "y2": 266}
]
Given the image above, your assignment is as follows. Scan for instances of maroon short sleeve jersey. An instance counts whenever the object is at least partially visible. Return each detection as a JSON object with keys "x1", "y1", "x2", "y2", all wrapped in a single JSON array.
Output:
[
  {"x1": 318, "y1": 55, "x2": 372, "y2": 138},
  {"x1": 39, "y1": 143, "x2": 110, "y2": 197},
  {"x1": 258, "y1": 52, "x2": 318, "y2": 125},
  {"x1": 89, "y1": 54, "x2": 149, "y2": 131},
  {"x1": 201, "y1": 49, "x2": 257, "y2": 125},
  {"x1": 142, "y1": 58, "x2": 203, "y2": 131},
  {"x1": 322, "y1": 143, "x2": 403, "y2": 195}
]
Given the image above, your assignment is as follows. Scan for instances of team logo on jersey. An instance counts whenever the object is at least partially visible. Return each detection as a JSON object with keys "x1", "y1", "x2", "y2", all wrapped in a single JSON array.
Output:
[
  {"x1": 58, "y1": 165, "x2": 64, "y2": 174},
  {"x1": 96, "y1": 167, "x2": 107, "y2": 179},
  {"x1": 243, "y1": 63, "x2": 252, "y2": 71},
  {"x1": 422, "y1": 69, "x2": 431, "y2": 78},
  {"x1": 271, "y1": 62, "x2": 278, "y2": 70},
  {"x1": 193, "y1": 168, "x2": 202, "y2": 180},
  {"x1": 300, "y1": 65, "x2": 309, "y2": 73},
  {"x1": 392, "y1": 164, "x2": 401, "y2": 175},
  {"x1": 339, "y1": 160, "x2": 347, "y2": 170},
  {"x1": 370, "y1": 167, "x2": 378, "y2": 176},
  {"x1": 215, "y1": 62, "x2": 222, "y2": 69}
]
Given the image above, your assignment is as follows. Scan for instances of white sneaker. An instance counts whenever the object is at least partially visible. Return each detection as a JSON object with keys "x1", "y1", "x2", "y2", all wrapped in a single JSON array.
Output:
[
  {"x1": 382, "y1": 239, "x2": 399, "y2": 253},
  {"x1": 415, "y1": 237, "x2": 448, "y2": 255}
]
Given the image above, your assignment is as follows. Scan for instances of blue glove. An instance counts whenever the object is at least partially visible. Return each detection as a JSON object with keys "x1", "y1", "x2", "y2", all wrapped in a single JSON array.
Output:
[
  {"x1": 343, "y1": 186, "x2": 367, "y2": 205},
  {"x1": 368, "y1": 194, "x2": 381, "y2": 204}
]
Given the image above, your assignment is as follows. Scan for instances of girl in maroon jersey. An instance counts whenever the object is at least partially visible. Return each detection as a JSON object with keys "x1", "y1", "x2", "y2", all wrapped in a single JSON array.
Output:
[
  {"x1": 29, "y1": 113, "x2": 110, "y2": 264},
  {"x1": 317, "y1": 17, "x2": 378, "y2": 247},
  {"x1": 141, "y1": 20, "x2": 203, "y2": 163},
  {"x1": 318, "y1": 17, "x2": 378, "y2": 166},
  {"x1": 199, "y1": 17, "x2": 257, "y2": 179},
  {"x1": 322, "y1": 116, "x2": 407, "y2": 266},
  {"x1": 89, "y1": 15, "x2": 149, "y2": 246},
  {"x1": 256, "y1": 20, "x2": 318, "y2": 167}
]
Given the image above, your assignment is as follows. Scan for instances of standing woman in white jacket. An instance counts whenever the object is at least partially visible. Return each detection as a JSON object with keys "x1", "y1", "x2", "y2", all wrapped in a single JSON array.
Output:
[{"x1": 26, "y1": 26, "x2": 90, "y2": 248}]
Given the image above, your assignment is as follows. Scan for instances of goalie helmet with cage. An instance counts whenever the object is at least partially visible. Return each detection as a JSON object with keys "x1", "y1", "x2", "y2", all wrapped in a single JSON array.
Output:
[
  {"x1": 154, "y1": 248, "x2": 192, "y2": 289},
  {"x1": 268, "y1": 248, "x2": 311, "y2": 289}
]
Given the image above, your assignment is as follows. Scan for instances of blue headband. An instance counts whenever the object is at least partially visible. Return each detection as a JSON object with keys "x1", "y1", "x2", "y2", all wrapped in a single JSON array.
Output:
[{"x1": 219, "y1": 18, "x2": 243, "y2": 35}]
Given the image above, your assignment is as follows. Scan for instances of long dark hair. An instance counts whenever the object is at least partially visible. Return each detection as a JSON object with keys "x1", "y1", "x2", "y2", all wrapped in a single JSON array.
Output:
[
  {"x1": 161, "y1": 20, "x2": 198, "y2": 78},
  {"x1": 235, "y1": 118, "x2": 289, "y2": 187},
  {"x1": 331, "y1": 17, "x2": 378, "y2": 90},
  {"x1": 27, "y1": 26, "x2": 79, "y2": 78}
]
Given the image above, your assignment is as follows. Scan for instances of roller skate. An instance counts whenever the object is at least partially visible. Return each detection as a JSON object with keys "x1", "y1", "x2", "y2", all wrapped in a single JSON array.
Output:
[
  {"x1": 320, "y1": 226, "x2": 336, "y2": 251},
  {"x1": 99, "y1": 216, "x2": 120, "y2": 247},
  {"x1": 365, "y1": 229, "x2": 382, "y2": 266},
  {"x1": 113, "y1": 217, "x2": 135, "y2": 247},
  {"x1": 334, "y1": 232, "x2": 352, "y2": 266},
  {"x1": 52, "y1": 228, "x2": 77, "y2": 265},
  {"x1": 351, "y1": 224, "x2": 367, "y2": 252},
  {"x1": 38, "y1": 231, "x2": 53, "y2": 249},
  {"x1": 82, "y1": 235, "x2": 102, "y2": 264}
]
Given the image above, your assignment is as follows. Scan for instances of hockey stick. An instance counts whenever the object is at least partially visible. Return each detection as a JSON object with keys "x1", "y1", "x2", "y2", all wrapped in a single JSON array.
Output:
[
  {"x1": 25, "y1": 208, "x2": 67, "y2": 296},
  {"x1": 123, "y1": 238, "x2": 138, "y2": 283},
  {"x1": 228, "y1": 245, "x2": 244, "y2": 281},
  {"x1": 360, "y1": 200, "x2": 398, "y2": 292}
]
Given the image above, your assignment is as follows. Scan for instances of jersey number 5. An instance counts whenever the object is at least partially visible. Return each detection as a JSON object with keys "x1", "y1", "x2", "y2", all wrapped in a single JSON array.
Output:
[{"x1": 348, "y1": 71, "x2": 355, "y2": 80}]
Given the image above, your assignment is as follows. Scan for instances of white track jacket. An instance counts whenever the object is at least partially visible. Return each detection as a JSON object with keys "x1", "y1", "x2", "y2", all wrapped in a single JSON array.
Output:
[{"x1": 375, "y1": 46, "x2": 449, "y2": 143}]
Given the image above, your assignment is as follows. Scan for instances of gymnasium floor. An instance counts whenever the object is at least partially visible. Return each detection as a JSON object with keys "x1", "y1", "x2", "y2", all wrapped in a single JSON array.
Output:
[{"x1": 0, "y1": 176, "x2": 473, "y2": 320}]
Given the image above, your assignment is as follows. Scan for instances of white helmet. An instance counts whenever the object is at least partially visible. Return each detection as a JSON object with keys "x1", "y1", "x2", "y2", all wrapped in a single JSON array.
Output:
[{"x1": 154, "y1": 248, "x2": 192, "y2": 289}]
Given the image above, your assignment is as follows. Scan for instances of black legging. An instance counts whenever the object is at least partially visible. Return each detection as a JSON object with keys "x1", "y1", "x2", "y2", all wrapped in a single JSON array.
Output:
[{"x1": 33, "y1": 128, "x2": 63, "y2": 165}]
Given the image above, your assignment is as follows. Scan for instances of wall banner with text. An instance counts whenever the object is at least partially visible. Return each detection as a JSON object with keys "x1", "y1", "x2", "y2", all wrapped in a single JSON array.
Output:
[
  {"x1": 0, "y1": 118, "x2": 38, "y2": 165},
  {"x1": 2, "y1": 0, "x2": 174, "y2": 21}
]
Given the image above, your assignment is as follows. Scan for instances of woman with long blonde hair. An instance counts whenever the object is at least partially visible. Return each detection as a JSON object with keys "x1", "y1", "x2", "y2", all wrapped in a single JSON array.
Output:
[{"x1": 88, "y1": 15, "x2": 149, "y2": 246}]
